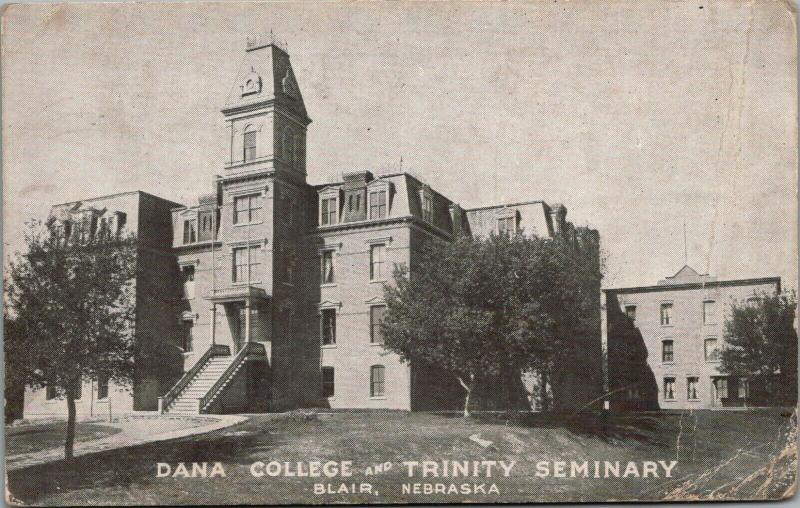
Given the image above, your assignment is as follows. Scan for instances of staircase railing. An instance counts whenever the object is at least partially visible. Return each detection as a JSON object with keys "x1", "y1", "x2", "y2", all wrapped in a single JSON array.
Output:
[
  {"x1": 199, "y1": 342, "x2": 266, "y2": 413},
  {"x1": 158, "y1": 344, "x2": 231, "y2": 413}
]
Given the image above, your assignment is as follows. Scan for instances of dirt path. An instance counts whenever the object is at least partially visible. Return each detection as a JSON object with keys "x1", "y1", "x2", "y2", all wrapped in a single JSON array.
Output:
[{"x1": 6, "y1": 414, "x2": 248, "y2": 471}]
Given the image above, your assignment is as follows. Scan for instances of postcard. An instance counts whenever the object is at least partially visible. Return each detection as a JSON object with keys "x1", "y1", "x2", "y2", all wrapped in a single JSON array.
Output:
[{"x1": 2, "y1": 1, "x2": 797, "y2": 504}]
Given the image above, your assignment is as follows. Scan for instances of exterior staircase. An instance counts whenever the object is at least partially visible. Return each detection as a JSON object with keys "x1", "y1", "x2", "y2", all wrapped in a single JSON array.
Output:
[
  {"x1": 158, "y1": 342, "x2": 267, "y2": 415},
  {"x1": 165, "y1": 356, "x2": 234, "y2": 414}
]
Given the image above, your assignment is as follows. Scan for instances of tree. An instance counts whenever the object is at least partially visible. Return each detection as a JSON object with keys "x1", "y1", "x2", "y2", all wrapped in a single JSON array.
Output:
[
  {"x1": 381, "y1": 231, "x2": 601, "y2": 416},
  {"x1": 6, "y1": 218, "x2": 137, "y2": 459},
  {"x1": 719, "y1": 291, "x2": 798, "y2": 406}
]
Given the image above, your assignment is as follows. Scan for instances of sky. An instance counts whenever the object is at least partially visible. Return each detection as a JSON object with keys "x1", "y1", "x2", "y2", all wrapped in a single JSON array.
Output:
[{"x1": 2, "y1": 0, "x2": 797, "y2": 289}]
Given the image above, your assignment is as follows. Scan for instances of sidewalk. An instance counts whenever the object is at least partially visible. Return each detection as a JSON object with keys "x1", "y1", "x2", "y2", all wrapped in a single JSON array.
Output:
[{"x1": 6, "y1": 414, "x2": 248, "y2": 471}]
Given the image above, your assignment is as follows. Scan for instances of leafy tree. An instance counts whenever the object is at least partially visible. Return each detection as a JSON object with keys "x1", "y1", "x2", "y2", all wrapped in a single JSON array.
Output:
[
  {"x1": 6, "y1": 218, "x2": 137, "y2": 459},
  {"x1": 381, "y1": 231, "x2": 601, "y2": 416},
  {"x1": 720, "y1": 291, "x2": 798, "y2": 406}
]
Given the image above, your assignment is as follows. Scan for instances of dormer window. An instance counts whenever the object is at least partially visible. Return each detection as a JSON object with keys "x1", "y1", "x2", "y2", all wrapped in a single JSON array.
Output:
[
  {"x1": 497, "y1": 210, "x2": 519, "y2": 235},
  {"x1": 321, "y1": 197, "x2": 337, "y2": 225},
  {"x1": 369, "y1": 189, "x2": 387, "y2": 220},
  {"x1": 183, "y1": 219, "x2": 197, "y2": 244},
  {"x1": 62, "y1": 220, "x2": 72, "y2": 244},
  {"x1": 243, "y1": 126, "x2": 257, "y2": 162},
  {"x1": 422, "y1": 192, "x2": 433, "y2": 223}
]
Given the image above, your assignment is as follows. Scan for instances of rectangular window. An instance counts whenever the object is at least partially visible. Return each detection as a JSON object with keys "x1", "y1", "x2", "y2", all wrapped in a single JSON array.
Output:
[
  {"x1": 369, "y1": 190, "x2": 387, "y2": 220},
  {"x1": 714, "y1": 377, "x2": 728, "y2": 401},
  {"x1": 662, "y1": 340, "x2": 674, "y2": 363},
  {"x1": 625, "y1": 305, "x2": 637, "y2": 322},
  {"x1": 182, "y1": 265, "x2": 195, "y2": 299},
  {"x1": 703, "y1": 300, "x2": 717, "y2": 324},
  {"x1": 233, "y1": 245, "x2": 260, "y2": 283},
  {"x1": 370, "y1": 305, "x2": 386, "y2": 344},
  {"x1": 370, "y1": 365, "x2": 385, "y2": 397},
  {"x1": 497, "y1": 216, "x2": 516, "y2": 235},
  {"x1": 62, "y1": 220, "x2": 72, "y2": 244},
  {"x1": 98, "y1": 217, "x2": 108, "y2": 238},
  {"x1": 320, "y1": 197, "x2": 337, "y2": 225},
  {"x1": 321, "y1": 250, "x2": 335, "y2": 284},
  {"x1": 370, "y1": 244, "x2": 386, "y2": 281},
  {"x1": 321, "y1": 309, "x2": 337, "y2": 346},
  {"x1": 97, "y1": 374, "x2": 109, "y2": 400},
  {"x1": 663, "y1": 377, "x2": 676, "y2": 400},
  {"x1": 282, "y1": 245, "x2": 294, "y2": 284},
  {"x1": 182, "y1": 320, "x2": 193, "y2": 352},
  {"x1": 687, "y1": 377, "x2": 699, "y2": 400},
  {"x1": 183, "y1": 219, "x2": 197, "y2": 244},
  {"x1": 704, "y1": 338, "x2": 719, "y2": 362},
  {"x1": 234, "y1": 194, "x2": 262, "y2": 225},
  {"x1": 45, "y1": 385, "x2": 57, "y2": 400},
  {"x1": 198, "y1": 211, "x2": 215, "y2": 241},
  {"x1": 422, "y1": 194, "x2": 433, "y2": 222},
  {"x1": 660, "y1": 303, "x2": 673, "y2": 326},
  {"x1": 738, "y1": 378, "x2": 748, "y2": 399},
  {"x1": 243, "y1": 130, "x2": 257, "y2": 162},
  {"x1": 322, "y1": 367, "x2": 335, "y2": 398}
]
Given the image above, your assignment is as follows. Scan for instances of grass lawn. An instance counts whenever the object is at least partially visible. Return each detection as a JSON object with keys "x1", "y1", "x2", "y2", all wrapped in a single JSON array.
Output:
[
  {"x1": 6, "y1": 421, "x2": 122, "y2": 456},
  {"x1": 6, "y1": 409, "x2": 796, "y2": 505}
]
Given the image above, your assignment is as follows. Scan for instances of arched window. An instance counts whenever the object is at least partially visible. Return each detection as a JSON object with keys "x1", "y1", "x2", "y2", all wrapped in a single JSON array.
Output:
[
  {"x1": 370, "y1": 365, "x2": 385, "y2": 397},
  {"x1": 282, "y1": 128, "x2": 294, "y2": 166},
  {"x1": 243, "y1": 125, "x2": 257, "y2": 162}
]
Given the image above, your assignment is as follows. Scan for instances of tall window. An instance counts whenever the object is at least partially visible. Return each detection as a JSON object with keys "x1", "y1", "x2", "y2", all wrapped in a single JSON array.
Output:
[
  {"x1": 243, "y1": 128, "x2": 257, "y2": 162},
  {"x1": 422, "y1": 193, "x2": 433, "y2": 222},
  {"x1": 497, "y1": 216, "x2": 516, "y2": 235},
  {"x1": 62, "y1": 220, "x2": 72, "y2": 244},
  {"x1": 738, "y1": 378, "x2": 748, "y2": 399},
  {"x1": 321, "y1": 309, "x2": 337, "y2": 346},
  {"x1": 663, "y1": 377, "x2": 676, "y2": 400},
  {"x1": 98, "y1": 217, "x2": 109, "y2": 238},
  {"x1": 182, "y1": 265, "x2": 195, "y2": 299},
  {"x1": 233, "y1": 245, "x2": 260, "y2": 283},
  {"x1": 370, "y1": 365, "x2": 386, "y2": 397},
  {"x1": 625, "y1": 305, "x2": 637, "y2": 322},
  {"x1": 46, "y1": 385, "x2": 57, "y2": 400},
  {"x1": 687, "y1": 377, "x2": 699, "y2": 400},
  {"x1": 713, "y1": 377, "x2": 728, "y2": 401},
  {"x1": 322, "y1": 367, "x2": 335, "y2": 398},
  {"x1": 704, "y1": 338, "x2": 719, "y2": 362},
  {"x1": 182, "y1": 320, "x2": 193, "y2": 352},
  {"x1": 370, "y1": 244, "x2": 386, "y2": 280},
  {"x1": 370, "y1": 305, "x2": 386, "y2": 344},
  {"x1": 703, "y1": 300, "x2": 717, "y2": 324},
  {"x1": 183, "y1": 219, "x2": 197, "y2": 244},
  {"x1": 234, "y1": 194, "x2": 262, "y2": 225},
  {"x1": 320, "y1": 197, "x2": 337, "y2": 225},
  {"x1": 321, "y1": 250, "x2": 335, "y2": 284},
  {"x1": 660, "y1": 303, "x2": 673, "y2": 326},
  {"x1": 662, "y1": 340, "x2": 674, "y2": 362},
  {"x1": 369, "y1": 190, "x2": 387, "y2": 219},
  {"x1": 97, "y1": 374, "x2": 109, "y2": 400}
]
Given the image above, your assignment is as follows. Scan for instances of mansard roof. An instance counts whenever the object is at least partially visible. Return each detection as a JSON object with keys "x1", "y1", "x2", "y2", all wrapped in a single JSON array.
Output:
[{"x1": 222, "y1": 39, "x2": 309, "y2": 123}]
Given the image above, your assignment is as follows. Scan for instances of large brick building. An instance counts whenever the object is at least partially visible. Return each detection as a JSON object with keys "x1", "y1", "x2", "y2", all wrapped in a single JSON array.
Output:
[
  {"x1": 605, "y1": 265, "x2": 781, "y2": 410},
  {"x1": 23, "y1": 38, "x2": 600, "y2": 417}
]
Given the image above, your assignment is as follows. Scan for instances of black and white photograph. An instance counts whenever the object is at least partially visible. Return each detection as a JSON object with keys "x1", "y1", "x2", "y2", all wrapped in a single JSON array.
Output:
[{"x1": 2, "y1": 1, "x2": 797, "y2": 504}]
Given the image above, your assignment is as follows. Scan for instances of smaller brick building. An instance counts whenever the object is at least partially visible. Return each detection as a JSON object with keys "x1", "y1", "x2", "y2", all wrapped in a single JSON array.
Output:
[{"x1": 605, "y1": 266, "x2": 781, "y2": 410}]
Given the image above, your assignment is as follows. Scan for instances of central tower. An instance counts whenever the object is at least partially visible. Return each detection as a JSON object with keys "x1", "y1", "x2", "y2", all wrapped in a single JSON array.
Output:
[{"x1": 222, "y1": 35, "x2": 311, "y2": 182}]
